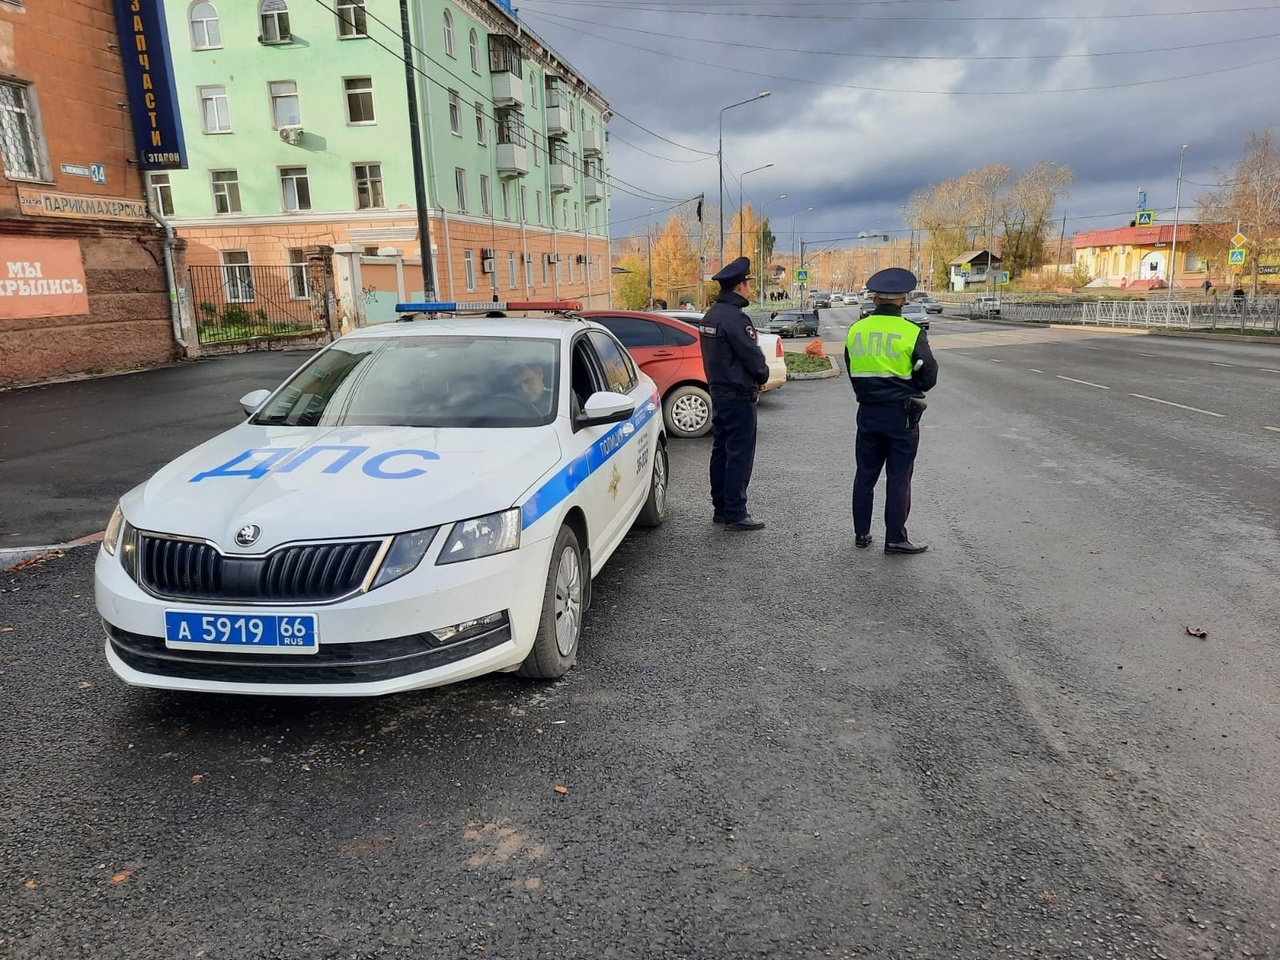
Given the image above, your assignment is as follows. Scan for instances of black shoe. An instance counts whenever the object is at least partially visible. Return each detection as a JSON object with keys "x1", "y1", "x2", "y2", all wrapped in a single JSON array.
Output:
[
  {"x1": 712, "y1": 513, "x2": 725, "y2": 524},
  {"x1": 855, "y1": 534, "x2": 873, "y2": 548},
  {"x1": 884, "y1": 540, "x2": 928, "y2": 555},
  {"x1": 724, "y1": 515, "x2": 765, "y2": 531}
]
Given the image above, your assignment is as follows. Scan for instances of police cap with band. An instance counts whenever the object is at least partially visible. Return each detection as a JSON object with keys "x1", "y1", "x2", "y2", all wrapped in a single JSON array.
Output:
[
  {"x1": 712, "y1": 256, "x2": 752, "y2": 289},
  {"x1": 865, "y1": 267, "x2": 918, "y2": 297}
]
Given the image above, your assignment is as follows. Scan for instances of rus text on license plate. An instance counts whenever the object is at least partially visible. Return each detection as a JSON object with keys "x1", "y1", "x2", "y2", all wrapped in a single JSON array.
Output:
[{"x1": 164, "y1": 611, "x2": 319, "y2": 654}]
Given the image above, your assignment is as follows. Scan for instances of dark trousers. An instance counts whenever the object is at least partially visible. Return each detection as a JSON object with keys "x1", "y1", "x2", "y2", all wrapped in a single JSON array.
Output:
[
  {"x1": 852, "y1": 403, "x2": 920, "y2": 542},
  {"x1": 709, "y1": 392, "x2": 758, "y2": 522}
]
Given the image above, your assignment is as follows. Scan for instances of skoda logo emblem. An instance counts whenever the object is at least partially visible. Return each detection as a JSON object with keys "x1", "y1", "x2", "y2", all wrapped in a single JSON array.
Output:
[{"x1": 235, "y1": 524, "x2": 262, "y2": 547}]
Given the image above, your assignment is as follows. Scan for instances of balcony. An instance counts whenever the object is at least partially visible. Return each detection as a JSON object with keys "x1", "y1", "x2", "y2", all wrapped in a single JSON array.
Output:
[
  {"x1": 583, "y1": 176, "x2": 605, "y2": 204},
  {"x1": 491, "y1": 71, "x2": 524, "y2": 108},
  {"x1": 496, "y1": 143, "x2": 529, "y2": 178},
  {"x1": 549, "y1": 163, "x2": 574, "y2": 193},
  {"x1": 581, "y1": 128, "x2": 604, "y2": 157},
  {"x1": 546, "y1": 103, "x2": 570, "y2": 139}
]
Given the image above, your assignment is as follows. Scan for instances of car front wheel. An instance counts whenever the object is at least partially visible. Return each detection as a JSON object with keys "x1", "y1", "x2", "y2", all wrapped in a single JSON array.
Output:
[
  {"x1": 663, "y1": 384, "x2": 712, "y2": 439},
  {"x1": 519, "y1": 524, "x2": 583, "y2": 679}
]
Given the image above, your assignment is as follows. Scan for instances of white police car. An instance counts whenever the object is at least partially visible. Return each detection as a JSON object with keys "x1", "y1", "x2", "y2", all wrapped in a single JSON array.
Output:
[{"x1": 94, "y1": 302, "x2": 668, "y2": 697}]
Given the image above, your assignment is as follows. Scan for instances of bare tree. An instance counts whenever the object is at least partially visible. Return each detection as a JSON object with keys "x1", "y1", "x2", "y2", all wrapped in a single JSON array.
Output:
[
  {"x1": 998, "y1": 161, "x2": 1074, "y2": 278},
  {"x1": 1194, "y1": 129, "x2": 1280, "y2": 294}
]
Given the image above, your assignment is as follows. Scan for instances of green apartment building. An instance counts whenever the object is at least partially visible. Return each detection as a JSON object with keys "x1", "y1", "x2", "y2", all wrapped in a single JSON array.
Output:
[{"x1": 154, "y1": 0, "x2": 611, "y2": 327}]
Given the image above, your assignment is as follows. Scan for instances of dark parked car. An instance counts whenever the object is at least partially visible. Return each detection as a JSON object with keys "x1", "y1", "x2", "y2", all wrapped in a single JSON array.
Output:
[
  {"x1": 810, "y1": 292, "x2": 832, "y2": 309},
  {"x1": 769, "y1": 310, "x2": 820, "y2": 338},
  {"x1": 915, "y1": 296, "x2": 943, "y2": 314}
]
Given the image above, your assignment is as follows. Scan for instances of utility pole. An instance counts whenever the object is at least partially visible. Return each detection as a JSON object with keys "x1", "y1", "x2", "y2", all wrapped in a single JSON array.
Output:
[{"x1": 399, "y1": 0, "x2": 435, "y2": 300}]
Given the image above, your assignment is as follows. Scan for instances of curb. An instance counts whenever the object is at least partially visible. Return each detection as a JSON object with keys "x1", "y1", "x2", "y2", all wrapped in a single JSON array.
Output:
[{"x1": 2, "y1": 532, "x2": 103, "y2": 574}]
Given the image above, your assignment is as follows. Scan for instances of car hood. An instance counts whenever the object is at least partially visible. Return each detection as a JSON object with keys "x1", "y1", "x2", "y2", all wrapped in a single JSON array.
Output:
[{"x1": 120, "y1": 423, "x2": 563, "y2": 550}]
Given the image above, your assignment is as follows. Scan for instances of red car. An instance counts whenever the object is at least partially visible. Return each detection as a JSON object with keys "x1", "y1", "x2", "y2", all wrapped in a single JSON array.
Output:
[{"x1": 581, "y1": 310, "x2": 714, "y2": 439}]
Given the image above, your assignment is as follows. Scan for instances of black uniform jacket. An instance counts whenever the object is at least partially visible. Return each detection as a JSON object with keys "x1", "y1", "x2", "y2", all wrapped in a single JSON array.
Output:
[
  {"x1": 843, "y1": 305, "x2": 939, "y2": 406},
  {"x1": 696, "y1": 291, "x2": 770, "y2": 398}
]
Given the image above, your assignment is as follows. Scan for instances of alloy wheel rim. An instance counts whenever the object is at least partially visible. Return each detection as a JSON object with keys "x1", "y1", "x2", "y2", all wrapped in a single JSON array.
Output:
[
  {"x1": 554, "y1": 547, "x2": 582, "y2": 657},
  {"x1": 653, "y1": 448, "x2": 667, "y2": 513}
]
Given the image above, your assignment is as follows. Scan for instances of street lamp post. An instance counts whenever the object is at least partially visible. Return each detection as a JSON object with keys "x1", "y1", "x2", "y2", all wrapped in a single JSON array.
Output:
[
  {"x1": 718, "y1": 91, "x2": 771, "y2": 269},
  {"x1": 759, "y1": 193, "x2": 787, "y2": 310},
  {"x1": 790, "y1": 206, "x2": 814, "y2": 301},
  {"x1": 646, "y1": 206, "x2": 654, "y2": 308},
  {"x1": 1168, "y1": 144, "x2": 1189, "y2": 302},
  {"x1": 738, "y1": 162, "x2": 774, "y2": 259}
]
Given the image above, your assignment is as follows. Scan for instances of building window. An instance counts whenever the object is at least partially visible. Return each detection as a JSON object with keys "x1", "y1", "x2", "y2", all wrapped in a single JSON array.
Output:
[
  {"x1": 501, "y1": 181, "x2": 510, "y2": 220},
  {"x1": 269, "y1": 81, "x2": 300, "y2": 128},
  {"x1": 259, "y1": 0, "x2": 290, "y2": 42},
  {"x1": 519, "y1": 185, "x2": 527, "y2": 222},
  {"x1": 496, "y1": 107, "x2": 524, "y2": 146},
  {"x1": 528, "y1": 70, "x2": 537, "y2": 108},
  {"x1": 531, "y1": 130, "x2": 541, "y2": 167},
  {"x1": 508, "y1": 252, "x2": 517, "y2": 288},
  {"x1": 287, "y1": 248, "x2": 310, "y2": 300},
  {"x1": 523, "y1": 251, "x2": 531, "y2": 289},
  {"x1": 464, "y1": 250, "x2": 476, "y2": 290},
  {"x1": 574, "y1": 201, "x2": 580, "y2": 229},
  {"x1": 147, "y1": 173, "x2": 174, "y2": 216},
  {"x1": 535, "y1": 190, "x2": 543, "y2": 224},
  {"x1": 190, "y1": 1, "x2": 221, "y2": 49},
  {"x1": 555, "y1": 257, "x2": 562, "y2": 284},
  {"x1": 198, "y1": 85, "x2": 231, "y2": 133},
  {"x1": 541, "y1": 255, "x2": 548, "y2": 286},
  {"x1": 568, "y1": 257, "x2": 574, "y2": 284},
  {"x1": 469, "y1": 29, "x2": 480, "y2": 73},
  {"x1": 0, "y1": 81, "x2": 49, "y2": 181},
  {"x1": 442, "y1": 9, "x2": 455, "y2": 58},
  {"x1": 221, "y1": 251, "x2": 253, "y2": 303},
  {"x1": 336, "y1": 0, "x2": 366, "y2": 38},
  {"x1": 353, "y1": 162, "x2": 383, "y2": 209},
  {"x1": 447, "y1": 90, "x2": 461, "y2": 135},
  {"x1": 479, "y1": 174, "x2": 491, "y2": 217},
  {"x1": 474, "y1": 102, "x2": 486, "y2": 144},
  {"x1": 210, "y1": 169, "x2": 241, "y2": 214},
  {"x1": 343, "y1": 76, "x2": 375, "y2": 124},
  {"x1": 454, "y1": 167, "x2": 467, "y2": 212},
  {"x1": 280, "y1": 166, "x2": 311, "y2": 211}
]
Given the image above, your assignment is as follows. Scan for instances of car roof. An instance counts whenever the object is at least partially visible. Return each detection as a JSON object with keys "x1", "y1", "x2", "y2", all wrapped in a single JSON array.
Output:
[{"x1": 342, "y1": 316, "x2": 594, "y2": 341}]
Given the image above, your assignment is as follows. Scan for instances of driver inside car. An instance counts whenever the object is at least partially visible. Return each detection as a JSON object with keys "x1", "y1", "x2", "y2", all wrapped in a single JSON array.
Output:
[{"x1": 509, "y1": 361, "x2": 550, "y2": 414}]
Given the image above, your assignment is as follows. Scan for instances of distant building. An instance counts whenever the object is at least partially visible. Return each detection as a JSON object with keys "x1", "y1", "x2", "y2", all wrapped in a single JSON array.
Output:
[
  {"x1": 948, "y1": 249, "x2": 1001, "y2": 292},
  {"x1": 157, "y1": 0, "x2": 611, "y2": 334},
  {"x1": 0, "y1": 0, "x2": 180, "y2": 388},
  {"x1": 1072, "y1": 224, "x2": 1206, "y2": 290}
]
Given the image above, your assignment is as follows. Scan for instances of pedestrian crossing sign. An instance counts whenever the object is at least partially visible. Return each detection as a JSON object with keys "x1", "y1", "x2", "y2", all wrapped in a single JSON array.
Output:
[
  {"x1": 794, "y1": 268, "x2": 809, "y2": 283},
  {"x1": 1136, "y1": 210, "x2": 1155, "y2": 226},
  {"x1": 1228, "y1": 249, "x2": 1246, "y2": 265}
]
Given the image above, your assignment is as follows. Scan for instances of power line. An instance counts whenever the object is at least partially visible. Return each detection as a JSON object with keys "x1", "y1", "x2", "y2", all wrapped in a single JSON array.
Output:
[
  {"x1": 608, "y1": 130, "x2": 716, "y2": 163},
  {"x1": 522, "y1": 9, "x2": 1280, "y2": 96}
]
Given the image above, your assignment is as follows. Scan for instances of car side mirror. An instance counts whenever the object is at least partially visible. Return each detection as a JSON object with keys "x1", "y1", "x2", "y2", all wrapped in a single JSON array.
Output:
[
  {"x1": 239, "y1": 388, "x2": 273, "y2": 418},
  {"x1": 577, "y1": 391, "x2": 635, "y2": 428}
]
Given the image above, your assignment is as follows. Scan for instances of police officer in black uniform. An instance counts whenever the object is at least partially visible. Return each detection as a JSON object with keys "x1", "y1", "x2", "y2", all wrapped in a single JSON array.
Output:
[
  {"x1": 845, "y1": 267, "x2": 938, "y2": 554},
  {"x1": 695, "y1": 256, "x2": 770, "y2": 531}
]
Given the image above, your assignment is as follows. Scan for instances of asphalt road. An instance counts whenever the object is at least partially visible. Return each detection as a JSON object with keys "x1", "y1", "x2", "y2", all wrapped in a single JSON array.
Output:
[{"x1": 2, "y1": 316, "x2": 1279, "y2": 959}]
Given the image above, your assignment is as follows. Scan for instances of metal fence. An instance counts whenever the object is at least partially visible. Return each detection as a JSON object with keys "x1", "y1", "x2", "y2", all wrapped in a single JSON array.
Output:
[
  {"x1": 1081, "y1": 298, "x2": 1280, "y2": 332},
  {"x1": 189, "y1": 264, "x2": 328, "y2": 344}
]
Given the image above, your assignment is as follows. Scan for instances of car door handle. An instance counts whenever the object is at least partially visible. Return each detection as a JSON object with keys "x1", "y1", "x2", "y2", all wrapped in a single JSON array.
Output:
[{"x1": 652, "y1": 350, "x2": 676, "y2": 358}]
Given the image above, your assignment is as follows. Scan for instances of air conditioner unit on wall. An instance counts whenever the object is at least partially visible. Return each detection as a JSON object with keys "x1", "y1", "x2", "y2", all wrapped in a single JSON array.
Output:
[
  {"x1": 481, "y1": 257, "x2": 495, "y2": 274},
  {"x1": 575, "y1": 254, "x2": 587, "y2": 265},
  {"x1": 278, "y1": 125, "x2": 304, "y2": 145},
  {"x1": 481, "y1": 247, "x2": 495, "y2": 259},
  {"x1": 524, "y1": 252, "x2": 534, "y2": 263},
  {"x1": 547, "y1": 253, "x2": 561, "y2": 263}
]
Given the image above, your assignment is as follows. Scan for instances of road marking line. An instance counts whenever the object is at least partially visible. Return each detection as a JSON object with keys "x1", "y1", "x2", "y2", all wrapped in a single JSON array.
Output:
[
  {"x1": 1084, "y1": 346, "x2": 1101, "y2": 351},
  {"x1": 1262, "y1": 368, "x2": 1280, "y2": 374},
  {"x1": 1057, "y1": 375, "x2": 1110, "y2": 390},
  {"x1": 1129, "y1": 393, "x2": 1224, "y2": 417},
  {"x1": 1266, "y1": 426, "x2": 1280, "y2": 433},
  {"x1": 1030, "y1": 368, "x2": 1044, "y2": 373},
  {"x1": 989, "y1": 358, "x2": 1003, "y2": 363},
  {"x1": 1139, "y1": 353, "x2": 1157, "y2": 358},
  {"x1": 1211, "y1": 362, "x2": 1235, "y2": 367}
]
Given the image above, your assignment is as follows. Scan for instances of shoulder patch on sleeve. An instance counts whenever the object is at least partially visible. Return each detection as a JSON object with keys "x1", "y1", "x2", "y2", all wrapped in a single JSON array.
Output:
[{"x1": 745, "y1": 324, "x2": 757, "y2": 340}]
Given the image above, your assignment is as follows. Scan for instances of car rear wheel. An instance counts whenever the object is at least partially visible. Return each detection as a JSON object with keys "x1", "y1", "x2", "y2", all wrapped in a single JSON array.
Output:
[
  {"x1": 519, "y1": 524, "x2": 583, "y2": 679},
  {"x1": 663, "y1": 385, "x2": 712, "y2": 439},
  {"x1": 636, "y1": 439, "x2": 668, "y2": 528}
]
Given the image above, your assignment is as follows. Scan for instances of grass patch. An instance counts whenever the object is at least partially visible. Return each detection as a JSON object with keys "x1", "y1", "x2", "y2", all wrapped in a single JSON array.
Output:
[{"x1": 784, "y1": 352, "x2": 833, "y2": 373}]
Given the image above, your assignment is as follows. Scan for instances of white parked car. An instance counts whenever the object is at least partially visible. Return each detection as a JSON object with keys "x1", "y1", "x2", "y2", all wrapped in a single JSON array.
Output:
[
  {"x1": 655, "y1": 310, "x2": 787, "y2": 393},
  {"x1": 95, "y1": 312, "x2": 668, "y2": 697},
  {"x1": 841, "y1": 293, "x2": 860, "y2": 305}
]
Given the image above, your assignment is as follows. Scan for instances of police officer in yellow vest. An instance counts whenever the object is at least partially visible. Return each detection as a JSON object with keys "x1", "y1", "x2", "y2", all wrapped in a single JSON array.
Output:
[{"x1": 845, "y1": 268, "x2": 938, "y2": 554}]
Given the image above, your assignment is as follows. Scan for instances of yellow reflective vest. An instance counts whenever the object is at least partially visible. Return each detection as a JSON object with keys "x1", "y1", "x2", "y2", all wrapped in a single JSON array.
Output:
[{"x1": 845, "y1": 313, "x2": 921, "y2": 381}]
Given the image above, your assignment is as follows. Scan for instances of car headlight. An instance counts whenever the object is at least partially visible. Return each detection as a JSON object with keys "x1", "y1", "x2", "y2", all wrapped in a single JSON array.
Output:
[
  {"x1": 102, "y1": 504, "x2": 125, "y2": 555},
  {"x1": 436, "y1": 509, "x2": 521, "y2": 565},
  {"x1": 370, "y1": 527, "x2": 439, "y2": 589}
]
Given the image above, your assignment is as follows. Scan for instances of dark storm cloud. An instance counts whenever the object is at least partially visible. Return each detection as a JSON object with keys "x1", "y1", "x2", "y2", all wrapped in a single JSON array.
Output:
[{"x1": 517, "y1": 0, "x2": 1280, "y2": 252}]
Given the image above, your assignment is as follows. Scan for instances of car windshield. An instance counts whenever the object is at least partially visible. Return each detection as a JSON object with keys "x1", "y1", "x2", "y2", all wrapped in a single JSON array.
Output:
[
  {"x1": 251, "y1": 335, "x2": 561, "y2": 428},
  {"x1": 774, "y1": 312, "x2": 800, "y2": 321}
]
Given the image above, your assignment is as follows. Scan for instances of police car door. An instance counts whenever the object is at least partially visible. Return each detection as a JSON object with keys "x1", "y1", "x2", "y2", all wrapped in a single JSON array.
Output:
[{"x1": 570, "y1": 331, "x2": 645, "y2": 561}]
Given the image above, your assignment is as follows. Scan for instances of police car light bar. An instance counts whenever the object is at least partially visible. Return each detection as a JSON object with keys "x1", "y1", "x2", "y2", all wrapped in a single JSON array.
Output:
[{"x1": 394, "y1": 300, "x2": 582, "y2": 313}]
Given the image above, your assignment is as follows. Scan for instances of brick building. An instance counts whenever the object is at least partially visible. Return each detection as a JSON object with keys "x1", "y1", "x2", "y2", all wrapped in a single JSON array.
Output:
[{"x1": 0, "y1": 0, "x2": 179, "y2": 388}]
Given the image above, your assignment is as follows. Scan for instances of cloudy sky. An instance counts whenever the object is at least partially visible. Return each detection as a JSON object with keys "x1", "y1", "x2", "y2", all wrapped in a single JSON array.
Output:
[{"x1": 516, "y1": 0, "x2": 1280, "y2": 258}]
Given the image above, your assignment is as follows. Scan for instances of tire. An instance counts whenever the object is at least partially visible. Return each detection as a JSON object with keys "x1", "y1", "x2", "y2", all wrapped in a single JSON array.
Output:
[
  {"x1": 663, "y1": 384, "x2": 712, "y2": 439},
  {"x1": 519, "y1": 525, "x2": 584, "y2": 679},
  {"x1": 635, "y1": 439, "x2": 668, "y2": 528}
]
